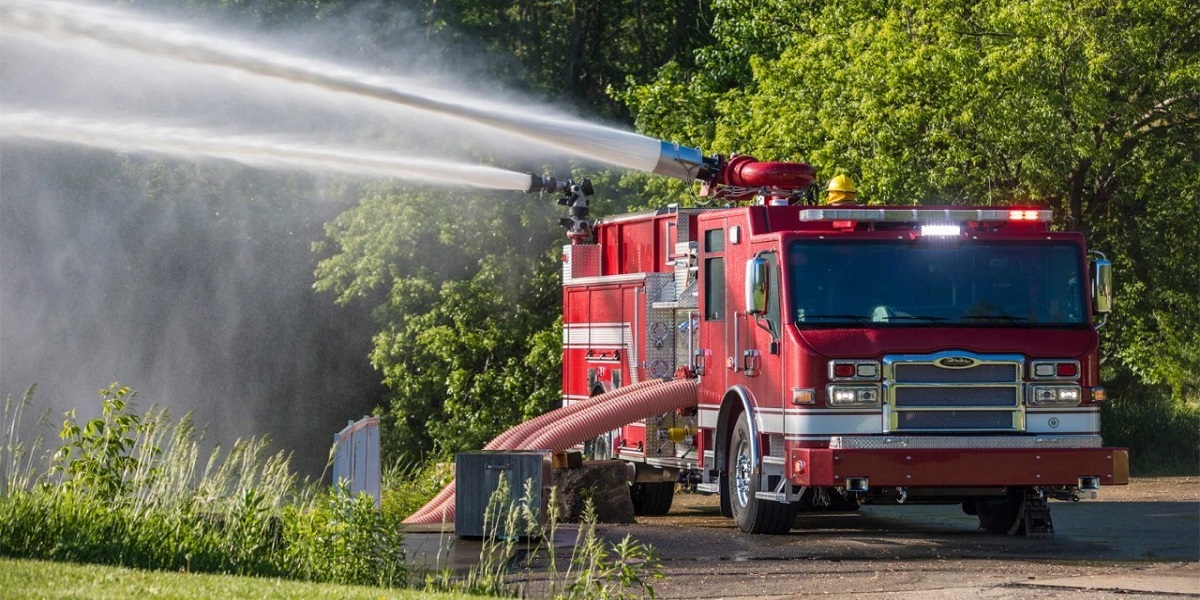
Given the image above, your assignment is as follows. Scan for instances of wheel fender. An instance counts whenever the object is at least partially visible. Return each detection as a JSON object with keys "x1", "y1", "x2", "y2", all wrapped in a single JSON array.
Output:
[{"x1": 714, "y1": 385, "x2": 760, "y2": 477}]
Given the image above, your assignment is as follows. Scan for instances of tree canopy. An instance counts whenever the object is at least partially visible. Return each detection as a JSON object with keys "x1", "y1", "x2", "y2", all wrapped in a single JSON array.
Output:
[{"x1": 624, "y1": 0, "x2": 1199, "y2": 398}]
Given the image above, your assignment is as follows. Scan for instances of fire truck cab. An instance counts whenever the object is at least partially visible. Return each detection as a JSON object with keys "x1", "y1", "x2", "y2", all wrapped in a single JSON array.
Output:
[{"x1": 561, "y1": 196, "x2": 1128, "y2": 535}]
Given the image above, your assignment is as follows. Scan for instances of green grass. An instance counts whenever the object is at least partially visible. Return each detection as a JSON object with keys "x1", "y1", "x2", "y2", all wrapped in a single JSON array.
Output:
[{"x1": 0, "y1": 557, "x2": 485, "y2": 600}]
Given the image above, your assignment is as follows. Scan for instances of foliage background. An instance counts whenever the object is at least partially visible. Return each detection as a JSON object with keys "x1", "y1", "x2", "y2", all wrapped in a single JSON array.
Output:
[{"x1": 3, "y1": 0, "x2": 1194, "y2": 470}]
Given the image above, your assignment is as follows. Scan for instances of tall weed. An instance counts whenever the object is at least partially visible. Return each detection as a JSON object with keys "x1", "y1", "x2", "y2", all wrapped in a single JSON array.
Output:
[
  {"x1": 425, "y1": 473, "x2": 664, "y2": 599},
  {"x1": 0, "y1": 384, "x2": 405, "y2": 587}
]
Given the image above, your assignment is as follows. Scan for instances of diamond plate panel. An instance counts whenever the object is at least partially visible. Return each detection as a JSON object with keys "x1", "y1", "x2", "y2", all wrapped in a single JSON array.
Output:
[
  {"x1": 644, "y1": 273, "x2": 676, "y2": 379},
  {"x1": 562, "y1": 244, "x2": 601, "y2": 283},
  {"x1": 829, "y1": 435, "x2": 1103, "y2": 450}
]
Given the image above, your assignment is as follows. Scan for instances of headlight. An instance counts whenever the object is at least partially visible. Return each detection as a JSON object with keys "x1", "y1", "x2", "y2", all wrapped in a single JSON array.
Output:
[
  {"x1": 826, "y1": 384, "x2": 881, "y2": 407},
  {"x1": 1027, "y1": 384, "x2": 1083, "y2": 407}
]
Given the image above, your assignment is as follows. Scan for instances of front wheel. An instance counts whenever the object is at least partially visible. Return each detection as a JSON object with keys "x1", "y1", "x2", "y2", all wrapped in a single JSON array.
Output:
[
  {"x1": 725, "y1": 412, "x2": 796, "y2": 534},
  {"x1": 976, "y1": 488, "x2": 1027, "y2": 534}
]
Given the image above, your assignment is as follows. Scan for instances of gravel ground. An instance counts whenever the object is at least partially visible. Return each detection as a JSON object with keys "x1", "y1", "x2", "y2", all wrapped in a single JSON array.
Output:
[
  {"x1": 595, "y1": 477, "x2": 1200, "y2": 599},
  {"x1": 406, "y1": 477, "x2": 1199, "y2": 598}
]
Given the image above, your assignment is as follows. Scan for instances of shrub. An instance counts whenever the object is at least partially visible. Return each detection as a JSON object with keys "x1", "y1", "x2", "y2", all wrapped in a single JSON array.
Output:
[
  {"x1": 1102, "y1": 390, "x2": 1200, "y2": 475},
  {"x1": 0, "y1": 385, "x2": 405, "y2": 587}
]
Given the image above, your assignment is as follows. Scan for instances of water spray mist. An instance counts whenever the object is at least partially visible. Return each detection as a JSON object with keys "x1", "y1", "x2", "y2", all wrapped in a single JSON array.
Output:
[
  {"x1": 0, "y1": 113, "x2": 535, "y2": 191},
  {"x1": 0, "y1": 0, "x2": 709, "y2": 181}
]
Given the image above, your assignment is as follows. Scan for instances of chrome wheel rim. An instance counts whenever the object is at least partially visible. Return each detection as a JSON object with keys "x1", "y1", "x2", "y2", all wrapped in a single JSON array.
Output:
[{"x1": 733, "y1": 437, "x2": 752, "y2": 508}]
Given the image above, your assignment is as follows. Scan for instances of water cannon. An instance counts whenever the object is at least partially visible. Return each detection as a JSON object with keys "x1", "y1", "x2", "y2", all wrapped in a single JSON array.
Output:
[
  {"x1": 650, "y1": 141, "x2": 817, "y2": 204},
  {"x1": 528, "y1": 173, "x2": 594, "y2": 242}
]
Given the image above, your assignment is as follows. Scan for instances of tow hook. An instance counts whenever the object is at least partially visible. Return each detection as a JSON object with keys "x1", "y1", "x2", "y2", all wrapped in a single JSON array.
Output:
[{"x1": 897, "y1": 487, "x2": 908, "y2": 504}]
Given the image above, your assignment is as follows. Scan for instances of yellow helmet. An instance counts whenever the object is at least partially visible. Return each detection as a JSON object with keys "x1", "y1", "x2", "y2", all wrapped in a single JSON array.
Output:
[{"x1": 825, "y1": 175, "x2": 858, "y2": 204}]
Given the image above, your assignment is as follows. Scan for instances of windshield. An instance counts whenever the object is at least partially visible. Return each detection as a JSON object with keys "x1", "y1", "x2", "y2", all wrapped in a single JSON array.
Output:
[{"x1": 788, "y1": 240, "x2": 1086, "y2": 326}]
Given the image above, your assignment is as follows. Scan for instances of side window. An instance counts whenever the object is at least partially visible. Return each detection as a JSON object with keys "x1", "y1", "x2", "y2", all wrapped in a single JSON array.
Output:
[
  {"x1": 704, "y1": 257, "x2": 725, "y2": 320},
  {"x1": 703, "y1": 229, "x2": 725, "y2": 321},
  {"x1": 765, "y1": 252, "x2": 780, "y2": 336}
]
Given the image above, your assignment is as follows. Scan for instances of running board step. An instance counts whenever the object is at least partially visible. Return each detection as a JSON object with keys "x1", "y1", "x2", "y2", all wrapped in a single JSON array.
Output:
[
  {"x1": 695, "y1": 483, "x2": 720, "y2": 494},
  {"x1": 755, "y1": 491, "x2": 789, "y2": 503}
]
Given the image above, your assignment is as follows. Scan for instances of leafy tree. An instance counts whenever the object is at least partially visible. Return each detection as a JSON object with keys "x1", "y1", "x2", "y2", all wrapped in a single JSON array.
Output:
[
  {"x1": 623, "y1": 0, "x2": 1200, "y2": 399},
  {"x1": 313, "y1": 186, "x2": 565, "y2": 460}
]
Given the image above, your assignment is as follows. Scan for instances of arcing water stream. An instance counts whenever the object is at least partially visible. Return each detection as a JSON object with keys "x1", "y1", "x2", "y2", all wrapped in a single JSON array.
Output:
[
  {"x1": 0, "y1": 0, "x2": 689, "y2": 181},
  {"x1": 0, "y1": 0, "x2": 679, "y2": 476},
  {"x1": 0, "y1": 113, "x2": 535, "y2": 191}
]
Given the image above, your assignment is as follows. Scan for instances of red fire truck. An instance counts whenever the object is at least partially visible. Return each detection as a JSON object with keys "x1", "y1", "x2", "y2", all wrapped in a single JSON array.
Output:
[{"x1": 542, "y1": 147, "x2": 1128, "y2": 535}]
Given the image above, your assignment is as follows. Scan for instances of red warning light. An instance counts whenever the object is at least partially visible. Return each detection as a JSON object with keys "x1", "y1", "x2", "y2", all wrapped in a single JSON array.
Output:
[{"x1": 1057, "y1": 363, "x2": 1079, "y2": 377}]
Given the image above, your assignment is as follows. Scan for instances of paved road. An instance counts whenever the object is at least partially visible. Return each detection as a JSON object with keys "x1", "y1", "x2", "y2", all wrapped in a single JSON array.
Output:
[
  {"x1": 405, "y1": 477, "x2": 1199, "y2": 598},
  {"x1": 595, "y1": 477, "x2": 1199, "y2": 599}
]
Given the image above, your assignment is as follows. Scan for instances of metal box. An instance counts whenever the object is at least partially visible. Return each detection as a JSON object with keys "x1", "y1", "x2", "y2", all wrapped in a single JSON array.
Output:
[{"x1": 455, "y1": 450, "x2": 551, "y2": 539}]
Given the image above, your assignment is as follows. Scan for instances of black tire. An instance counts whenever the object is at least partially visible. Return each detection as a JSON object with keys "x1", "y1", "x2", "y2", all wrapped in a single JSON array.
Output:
[
  {"x1": 725, "y1": 412, "x2": 796, "y2": 534},
  {"x1": 976, "y1": 489, "x2": 1026, "y2": 534},
  {"x1": 631, "y1": 481, "x2": 675, "y2": 516},
  {"x1": 718, "y1": 473, "x2": 733, "y2": 518}
]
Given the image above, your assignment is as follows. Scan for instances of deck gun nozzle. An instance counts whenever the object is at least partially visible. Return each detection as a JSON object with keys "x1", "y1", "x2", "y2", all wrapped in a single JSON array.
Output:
[{"x1": 529, "y1": 173, "x2": 594, "y2": 241}]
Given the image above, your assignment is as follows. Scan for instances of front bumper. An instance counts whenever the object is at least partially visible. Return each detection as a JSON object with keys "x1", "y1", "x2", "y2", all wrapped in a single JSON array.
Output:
[{"x1": 789, "y1": 444, "x2": 1129, "y2": 488}]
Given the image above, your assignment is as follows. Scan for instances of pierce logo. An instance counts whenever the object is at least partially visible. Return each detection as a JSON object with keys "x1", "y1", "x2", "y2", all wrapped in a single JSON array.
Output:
[{"x1": 937, "y1": 356, "x2": 976, "y2": 368}]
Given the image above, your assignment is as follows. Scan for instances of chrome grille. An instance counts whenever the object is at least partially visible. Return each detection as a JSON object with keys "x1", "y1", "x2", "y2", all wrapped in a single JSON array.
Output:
[
  {"x1": 894, "y1": 363, "x2": 1018, "y2": 383},
  {"x1": 894, "y1": 386, "x2": 1018, "y2": 407},
  {"x1": 884, "y1": 352, "x2": 1025, "y2": 433},
  {"x1": 895, "y1": 411, "x2": 1017, "y2": 430}
]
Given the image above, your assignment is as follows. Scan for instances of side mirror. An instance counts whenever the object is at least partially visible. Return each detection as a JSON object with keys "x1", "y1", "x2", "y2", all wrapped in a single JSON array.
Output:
[
  {"x1": 1092, "y1": 257, "x2": 1113, "y2": 315},
  {"x1": 745, "y1": 257, "x2": 769, "y2": 315}
]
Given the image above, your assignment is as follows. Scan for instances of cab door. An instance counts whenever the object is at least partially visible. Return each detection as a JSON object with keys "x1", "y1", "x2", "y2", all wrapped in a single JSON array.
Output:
[
  {"x1": 731, "y1": 250, "x2": 786, "y2": 436},
  {"x1": 697, "y1": 222, "x2": 729, "y2": 408}
]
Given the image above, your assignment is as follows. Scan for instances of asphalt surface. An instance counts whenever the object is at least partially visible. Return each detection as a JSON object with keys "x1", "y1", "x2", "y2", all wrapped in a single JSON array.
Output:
[{"x1": 405, "y1": 477, "x2": 1199, "y2": 598}]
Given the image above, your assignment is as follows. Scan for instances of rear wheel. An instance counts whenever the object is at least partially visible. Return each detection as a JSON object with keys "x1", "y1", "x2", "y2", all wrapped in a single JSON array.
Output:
[
  {"x1": 725, "y1": 412, "x2": 796, "y2": 534},
  {"x1": 630, "y1": 481, "x2": 675, "y2": 516}
]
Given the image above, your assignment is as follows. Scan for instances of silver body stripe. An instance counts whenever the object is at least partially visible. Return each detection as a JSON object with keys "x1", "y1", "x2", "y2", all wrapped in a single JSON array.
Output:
[
  {"x1": 563, "y1": 323, "x2": 639, "y2": 384},
  {"x1": 563, "y1": 323, "x2": 630, "y2": 346},
  {"x1": 563, "y1": 273, "x2": 647, "y2": 287}
]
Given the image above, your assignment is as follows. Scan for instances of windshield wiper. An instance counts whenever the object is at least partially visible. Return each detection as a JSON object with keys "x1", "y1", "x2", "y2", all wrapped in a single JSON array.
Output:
[
  {"x1": 962, "y1": 315, "x2": 1029, "y2": 322},
  {"x1": 800, "y1": 314, "x2": 872, "y2": 324},
  {"x1": 876, "y1": 315, "x2": 950, "y2": 323}
]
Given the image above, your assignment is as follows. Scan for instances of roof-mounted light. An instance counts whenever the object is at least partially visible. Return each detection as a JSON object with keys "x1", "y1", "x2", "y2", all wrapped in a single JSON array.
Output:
[
  {"x1": 1009, "y1": 210, "x2": 1044, "y2": 221},
  {"x1": 798, "y1": 208, "x2": 1052, "y2": 223}
]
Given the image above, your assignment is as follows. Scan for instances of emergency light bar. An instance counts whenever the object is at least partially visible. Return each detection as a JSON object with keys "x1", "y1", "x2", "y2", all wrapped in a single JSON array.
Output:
[{"x1": 797, "y1": 208, "x2": 1052, "y2": 223}]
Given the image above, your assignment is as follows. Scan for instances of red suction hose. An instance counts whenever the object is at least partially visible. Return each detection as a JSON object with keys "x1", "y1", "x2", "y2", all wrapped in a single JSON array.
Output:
[{"x1": 403, "y1": 378, "x2": 698, "y2": 524}]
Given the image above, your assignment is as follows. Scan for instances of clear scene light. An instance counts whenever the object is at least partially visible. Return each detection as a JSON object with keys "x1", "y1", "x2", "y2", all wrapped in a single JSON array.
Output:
[
  {"x1": 826, "y1": 384, "x2": 881, "y2": 407},
  {"x1": 920, "y1": 225, "x2": 961, "y2": 236},
  {"x1": 1028, "y1": 384, "x2": 1083, "y2": 407}
]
